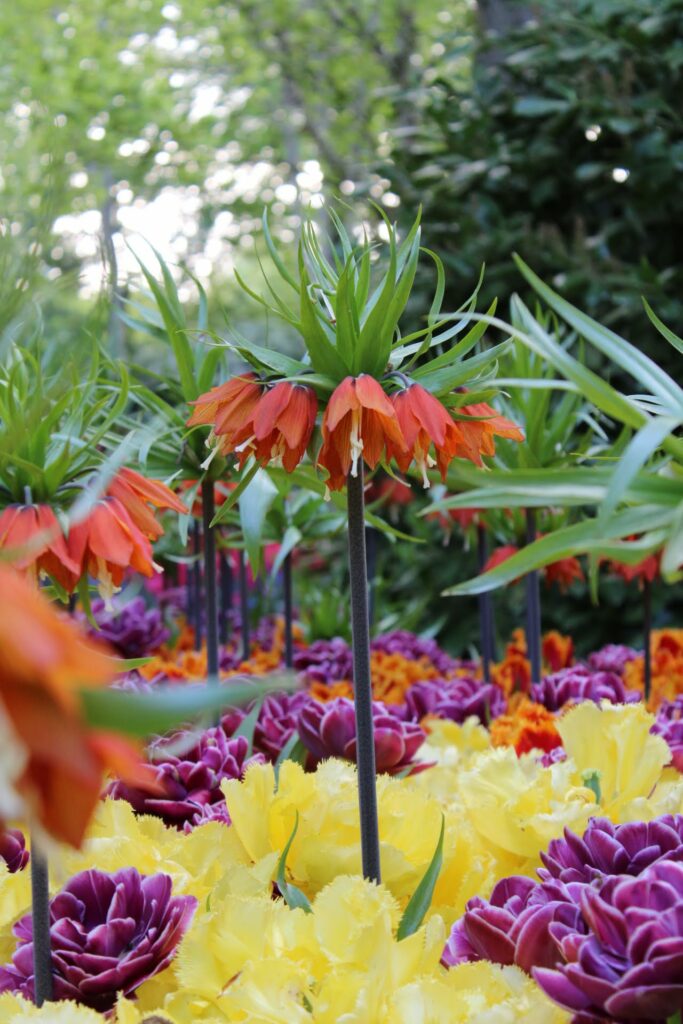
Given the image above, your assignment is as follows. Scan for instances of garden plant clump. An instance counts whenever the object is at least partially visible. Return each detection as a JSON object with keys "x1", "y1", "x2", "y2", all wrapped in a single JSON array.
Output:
[{"x1": 1, "y1": 2, "x2": 683, "y2": 1018}]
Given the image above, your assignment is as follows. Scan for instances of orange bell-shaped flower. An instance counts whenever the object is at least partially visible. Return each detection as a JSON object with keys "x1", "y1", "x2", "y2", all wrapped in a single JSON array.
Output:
[
  {"x1": 388, "y1": 383, "x2": 465, "y2": 485},
  {"x1": 0, "y1": 503, "x2": 81, "y2": 591},
  {"x1": 317, "y1": 375, "x2": 407, "y2": 492},
  {"x1": 107, "y1": 467, "x2": 188, "y2": 541}
]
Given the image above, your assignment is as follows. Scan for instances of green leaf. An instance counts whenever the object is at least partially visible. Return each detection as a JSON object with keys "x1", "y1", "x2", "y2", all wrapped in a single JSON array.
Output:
[
  {"x1": 231, "y1": 696, "x2": 263, "y2": 757},
  {"x1": 643, "y1": 299, "x2": 683, "y2": 356},
  {"x1": 210, "y1": 459, "x2": 260, "y2": 527},
  {"x1": 276, "y1": 813, "x2": 313, "y2": 914},
  {"x1": 239, "y1": 468, "x2": 279, "y2": 573},
  {"x1": 80, "y1": 679, "x2": 291, "y2": 738},
  {"x1": 397, "y1": 815, "x2": 445, "y2": 940},
  {"x1": 598, "y1": 416, "x2": 681, "y2": 528},
  {"x1": 514, "y1": 96, "x2": 570, "y2": 116},
  {"x1": 106, "y1": 656, "x2": 153, "y2": 671},
  {"x1": 274, "y1": 734, "x2": 308, "y2": 786}
]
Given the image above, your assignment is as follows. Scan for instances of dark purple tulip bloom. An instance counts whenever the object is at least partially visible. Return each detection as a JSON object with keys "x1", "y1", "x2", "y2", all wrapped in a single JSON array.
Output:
[
  {"x1": 442, "y1": 875, "x2": 586, "y2": 973},
  {"x1": 652, "y1": 697, "x2": 683, "y2": 773},
  {"x1": 400, "y1": 676, "x2": 506, "y2": 725},
  {"x1": 297, "y1": 697, "x2": 427, "y2": 775},
  {"x1": 183, "y1": 800, "x2": 232, "y2": 831},
  {"x1": 108, "y1": 729, "x2": 264, "y2": 827},
  {"x1": 534, "y1": 860, "x2": 683, "y2": 1022},
  {"x1": 0, "y1": 829, "x2": 28, "y2": 873},
  {"x1": 587, "y1": 643, "x2": 640, "y2": 676},
  {"x1": 81, "y1": 597, "x2": 169, "y2": 658},
  {"x1": 253, "y1": 691, "x2": 314, "y2": 762},
  {"x1": 293, "y1": 637, "x2": 353, "y2": 685},
  {"x1": 531, "y1": 666, "x2": 640, "y2": 712},
  {"x1": 539, "y1": 816, "x2": 683, "y2": 885},
  {"x1": 0, "y1": 868, "x2": 196, "y2": 1012},
  {"x1": 371, "y1": 630, "x2": 460, "y2": 675}
]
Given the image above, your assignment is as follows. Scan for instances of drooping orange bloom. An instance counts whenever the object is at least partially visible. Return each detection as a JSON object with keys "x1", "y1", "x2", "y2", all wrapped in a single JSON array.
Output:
[
  {"x1": 247, "y1": 381, "x2": 318, "y2": 471},
  {"x1": 318, "y1": 374, "x2": 407, "y2": 491},
  {"x1": 67, "y1": 496, "x2": 159, "y2": 604},
  {"x1": 388, "y1": 383, "x2": 465, "y2": 485},
  {"x1": 107, "y1": 467, "x2": 188, "y2": 541},
  {"x1": 544, "y1": 554, "x2": 584, "y2": 591},
  {"x1": 0, "y1": 566, "x2": 145, "y2": 846},
  {"x1": 484, "y1": 544, "x2": 521, "y2": 575},
  {"x1": 456, "y1": 401, "x2": 525, "y2": 465},
  {"x1": 187, "y1": 372, "x2": 264, "y2": 438},
  {"x1": 0, "y1": 503, "x2": 81, "y2": 590},
  {"x1": 490, "y1": 699, "x2": 562, "y2": 756},
  {"x1": 610, "y1": 552, "x2": 660, "y2": 586}
]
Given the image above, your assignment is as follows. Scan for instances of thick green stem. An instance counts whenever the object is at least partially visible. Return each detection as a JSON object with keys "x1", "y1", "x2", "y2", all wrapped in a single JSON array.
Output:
[
  {"x1": 30, "y1": 840, "x2": 52, "y2": 1006},
  {"x1": 201, "y1": 481, "x2": 219, "y2": 680},
  {"x1": 239, "y1": 549, "x2": 250, "y2": 661},
  {"x1": 347, "y1": 466, "x2": 381, "y2": 883}
]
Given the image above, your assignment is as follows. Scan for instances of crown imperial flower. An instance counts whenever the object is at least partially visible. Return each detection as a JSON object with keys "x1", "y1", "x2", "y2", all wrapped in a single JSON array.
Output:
[
  {"x1": 0, "y1": 868, "x2": 196, "y2": 1011},
  {"x1": 0, "y1": 504, "x2": 80, "y2": 591}
]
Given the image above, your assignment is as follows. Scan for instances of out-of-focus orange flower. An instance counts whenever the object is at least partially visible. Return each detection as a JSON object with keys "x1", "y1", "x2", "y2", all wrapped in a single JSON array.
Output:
[
  {"x1": 0, "y1": 503, "x2": 81, "y2": 590},
  {"x1": 491, "y1": 649, "x2": 531, "y2": 697},
  {"x1": 370, "y1": 650, "x2": 438, "y2": 704},
  {"x1": 310, "y1": 680, "x2": 354, "y2": 702},
  {"x1": 484, "y1": 544, "x2": 520, "y2": 576},
  {"x1": 455, "y1": 401, "x2": 525, "y2": 465},
  {"x1": 544, "y1": 554, "x2": 584, "y2": 591},
  {"x1": 0, "y1": 566, "x2": 145, "y2": 847},
  {"x1": 177, "y1": 479, "x2": 234, "y2": 518},
  {"x1": 388, "y1": 383, "x2": 465, "y2": 485},
  {"x1": 624, "y1": 629, "x2": 683, "y2": 710},
  {"x1": 490, "y1": 699, "x2": 562, "y2": 756},
  {"x1": 543, "y1": 630, "x2": 574, "y2": 672},
  {"x1": 67, "y1": 497, "x2": 159, "y2": 605},
  {"x1": 187, "y1": 372, "x2": 264, "y2": 438},
  {"x1": 367, "y1": 477, "x2": 414, "y2": 508},
  {"x1": 317, "y1": 375, "x2": 407, "y2": 492},
  {"x1": 426, "y1": 504, "x2": 481, "y2": 542},
  {"x1": 107, "y1": 467, "x2": 187, "y2": 541},
  {"x1": 610, "y1": 552, "x2": 660, "y2": 586}
]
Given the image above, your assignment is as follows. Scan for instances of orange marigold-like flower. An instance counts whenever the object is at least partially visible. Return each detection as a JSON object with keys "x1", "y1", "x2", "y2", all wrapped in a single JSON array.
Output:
[
  {"x1": 0, "y1": 565, "x2": 145, "y2": 846},
  {"x1": 544, "y1": 554, "x2": 584, "y2": 591},
  {"x1": 388, "y1": 383, "x2": 465, "y2": 485},
  {"x1": 108, "y1": 467, "x2": 188, "y2": 541},
  {"x1": 0, "y1": 503, "x2": 81, "y2": 591},
  {"x1": 67, "y1": 497, "x2": 159, "y2": 606},
  {"x1": 624, "y1": 628, "x2": 683, "y2": 709},
  {"x1": 543, "y1": 630, "x2": 575, "y2": 672},
  {"x1": 490, "y1": 699, "x2": 562, "y2": 756},
  {"x1": 317, "y1": 374, "x2": 407, "y2": 492}
]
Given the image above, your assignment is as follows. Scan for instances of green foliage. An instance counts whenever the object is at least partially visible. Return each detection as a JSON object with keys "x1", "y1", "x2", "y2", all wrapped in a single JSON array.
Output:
[{"x1": 388, "y1": 0, "x2": 683, "y2": 373}]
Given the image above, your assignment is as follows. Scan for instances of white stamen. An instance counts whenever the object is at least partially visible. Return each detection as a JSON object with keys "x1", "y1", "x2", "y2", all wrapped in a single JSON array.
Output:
[
  {"x1": 349, "y1": 409, "x2": 363, "y2": 477},
  {"x1": 96, "y1": 557, "x2": 120, "y2": 611}
]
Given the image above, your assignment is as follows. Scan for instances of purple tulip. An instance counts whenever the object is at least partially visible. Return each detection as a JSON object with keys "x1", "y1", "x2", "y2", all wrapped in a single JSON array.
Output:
[
  {"x1": 531, "y1": 666, "x2": 640, "y2": 712},
  {"x1": 253, "y1": 691, "x2": 314, "y2": 762},
  {"x1": 183, "y1": 801, "x2": 232, "y2": 831},
  {"x1": 108, "y1": 729, "x2": 264, "y2": 827},
  {"x1": 298, "y1": 697, "x2": 427, "y2": 775},
  {"x1": 0, "y1": 829, "x2": 28, "y2": 873},
  {"x1": 540, "y1": 816, "x2": 683, "y2": 885},
  {"x1": 652, "y1": 697, "x2": 683, "y2": 773},
  {"x1": 443, "y1": 815, "x2": 683, "y2": 982},
  {"x1": 442, "y1": 874, "x2": 586, "y2": 973},
  {"x1": 538, "y1": 746, "x2": 568, "y2": 767},
  {"x1": 0, "y1": 868, "x2": 196, "y2": 1011},
  {"x1": 400, "y1": 676, "x2": 506, "y2": 725},
  {"x1": 80, "y1": 597, "x2": 169, "y2": 658},
  {"x1": 587, "y1": 643, "x2": 640, "y2": 676},
  {"x1": 534, "y1": 859, "x2": 683, "y2": 1022},
  {"x1": 293, "y1": 637, "x2": 354, "y2": 685}
]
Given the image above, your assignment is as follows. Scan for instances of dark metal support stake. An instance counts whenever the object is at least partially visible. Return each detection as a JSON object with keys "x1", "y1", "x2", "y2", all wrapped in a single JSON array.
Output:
[
  {"x1": 283, "y1": 550, "x2": 294, "y2": 669},
  {"x1": 201, "y1": 480, "x2": 219, "y2": 681},
  {"x1": 30, "y1": 840, "x2": 52, "y2": 1006},
  {"x1": 347, "y1": 467, "x2": 381, "y2": 883},
  {"x1": 643, "y1": 577, "x2": 653, "y2": 703},
  {"x1": 239, "y1": 548, "x2": 250, "y2": 662},
  {"x1": 191, "y1": 520, "x2": 203, "y2": 651},
  {"x1": 524, "y1": 508, "x2": 542, "y2": 685},
  {"x1": 219, "y1": 550, "x2": 233, "y2": 646},
  {"x1": 477, "y1": 524, "x2": 496, "y2": 682}
]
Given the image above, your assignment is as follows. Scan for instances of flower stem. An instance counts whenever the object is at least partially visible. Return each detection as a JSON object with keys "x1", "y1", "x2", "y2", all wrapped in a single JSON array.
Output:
[
  {"x1": 219, "y1": 550, "x2": 233, "y2": 646},
  {"x1": 283, "y1": 550, "x2": 294, "y2": 669},
  {"x1": 365, "y1": 525, "x2": 377, "y2": 628},
  {"x1": 239, "y1": 548, "x2": 250, "y2": 661},
  {"x1": 347, "y1": 466, "x2": 381, "y2": 883},
  {"x1": 201, "y1": 480, "x2": 219, "y2": 681},
  {"x1": 524, "y1": 508, "x2": 542, "y2": 684},
  {"x1": 643, "y1": 577, "x2": 652, "y2": 702},
  {"x1": 477, "y1": 524, "x2": 496, "y2": 682},
  {"x1": 30, "y1": 839, "x2": 52, "y2": 1006},
  {"x1": 191, "y1": 520, "x2": 203, "y2": 652}
]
